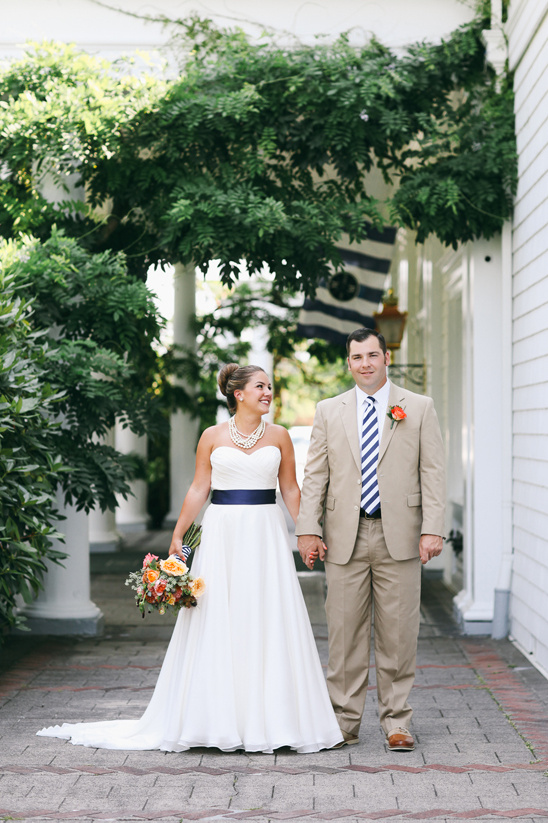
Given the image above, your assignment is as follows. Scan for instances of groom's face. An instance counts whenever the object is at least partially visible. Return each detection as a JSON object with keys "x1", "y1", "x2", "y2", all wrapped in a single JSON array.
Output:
[{"x1": 347, "y1": 337, "x2": 390, "y2": 395}]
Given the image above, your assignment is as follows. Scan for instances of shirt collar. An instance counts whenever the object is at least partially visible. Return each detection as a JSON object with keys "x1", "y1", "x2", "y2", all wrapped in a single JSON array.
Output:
[{"x1": 355, "y1": 380, "x2": 391, "y2": 407}]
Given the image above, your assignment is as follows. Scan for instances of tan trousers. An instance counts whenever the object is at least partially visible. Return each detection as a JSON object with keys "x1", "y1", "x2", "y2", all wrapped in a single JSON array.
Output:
[{"x1": 324, "y1": 518, "x2": 421, "y2": 737}]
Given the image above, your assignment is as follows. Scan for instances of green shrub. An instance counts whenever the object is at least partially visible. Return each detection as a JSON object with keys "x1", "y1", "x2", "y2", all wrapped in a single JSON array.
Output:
[
  {"x1": 0, "y1": 231, "x2": 166, "y2": 638},
  {"x1": 0, "y1": 265, "x2": 66, "y2": 637}
]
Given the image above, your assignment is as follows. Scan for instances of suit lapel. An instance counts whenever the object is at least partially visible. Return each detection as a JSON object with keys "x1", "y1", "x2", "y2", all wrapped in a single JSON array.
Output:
[
  {"x1": 378, "y1": 383, "x2": 406, "y2": 463},
  {"x1": 339, "y1": 390, "x2": 361, "y2": 471}
]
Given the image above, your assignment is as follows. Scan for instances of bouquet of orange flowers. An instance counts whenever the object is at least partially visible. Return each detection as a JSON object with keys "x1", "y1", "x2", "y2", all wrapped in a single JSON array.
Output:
[{"x1": 125, "y1": 525, "x2": 204, "y2": 617}]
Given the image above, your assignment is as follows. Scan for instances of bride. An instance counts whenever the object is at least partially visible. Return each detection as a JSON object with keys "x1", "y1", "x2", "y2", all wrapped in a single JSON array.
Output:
[{"x1": 37, "y1": 363, "x2": 343, "y2": 753}]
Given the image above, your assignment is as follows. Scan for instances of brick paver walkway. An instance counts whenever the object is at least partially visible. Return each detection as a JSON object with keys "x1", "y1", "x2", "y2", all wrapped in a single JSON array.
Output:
[{"x1": 1, "y1": 540, "x2": 548, "y2": 822}]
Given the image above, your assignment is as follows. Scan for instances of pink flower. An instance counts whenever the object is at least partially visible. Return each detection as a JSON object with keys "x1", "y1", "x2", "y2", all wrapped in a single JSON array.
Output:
[
  {"x1": 143, "y1": 553, "x2": 159, "y2": 568},
  {"x1": 153, "y1": 579, "x2": 167, "y2": 596}
]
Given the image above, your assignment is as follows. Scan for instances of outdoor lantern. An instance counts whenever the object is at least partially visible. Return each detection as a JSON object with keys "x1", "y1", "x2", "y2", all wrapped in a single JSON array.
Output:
[{"x1": 373, "y1": 289, "x2": 408, "y2": 350}]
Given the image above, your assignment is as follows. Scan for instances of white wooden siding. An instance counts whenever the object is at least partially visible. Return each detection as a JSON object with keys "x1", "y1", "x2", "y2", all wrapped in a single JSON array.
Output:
[
  {"x1": 508, "y1": 0, "x2": 548, "y2": 672},
  {"x1": 507, "y1": 0, "x2": 548, "y2": 68}
]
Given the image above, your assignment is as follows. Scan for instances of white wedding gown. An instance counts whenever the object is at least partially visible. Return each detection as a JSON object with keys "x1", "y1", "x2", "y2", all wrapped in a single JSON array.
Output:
[{"x1": 37, "y1": 445, "x2": 343, "y2": 753}]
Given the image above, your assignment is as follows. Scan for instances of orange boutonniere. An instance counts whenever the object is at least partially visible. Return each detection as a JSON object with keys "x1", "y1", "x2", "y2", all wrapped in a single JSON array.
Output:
[{"x1": 387, "y1": 404, "x2": 406, "y2": 429}]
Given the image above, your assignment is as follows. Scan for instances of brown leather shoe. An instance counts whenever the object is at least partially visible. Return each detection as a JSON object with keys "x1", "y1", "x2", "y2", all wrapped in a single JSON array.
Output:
[
  {"x1": 332, "y1": 729, "x2": 360, "y2": 748},
  {"x1": 386, "y1": 727, "x2": 415, "y2": 751}
]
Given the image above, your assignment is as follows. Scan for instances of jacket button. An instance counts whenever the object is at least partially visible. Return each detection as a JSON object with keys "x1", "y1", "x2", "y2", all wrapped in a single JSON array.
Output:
[{"x1": 354, "y1": 505, "x2": 358, "y2": 511}]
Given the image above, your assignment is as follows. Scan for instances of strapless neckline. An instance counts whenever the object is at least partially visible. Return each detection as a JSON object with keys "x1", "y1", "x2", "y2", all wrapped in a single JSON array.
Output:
[
  {"x1": 210, "y1": 444, "x2": 281, "y2": 491},
  {"x1": 212, "y1": 445, "x2": 281, "y2": 457}
]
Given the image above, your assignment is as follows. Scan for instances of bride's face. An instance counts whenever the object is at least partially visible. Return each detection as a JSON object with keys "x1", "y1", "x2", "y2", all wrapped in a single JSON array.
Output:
[{"x1": 236, "y1": 371, "x2": 272, "y2": 414}]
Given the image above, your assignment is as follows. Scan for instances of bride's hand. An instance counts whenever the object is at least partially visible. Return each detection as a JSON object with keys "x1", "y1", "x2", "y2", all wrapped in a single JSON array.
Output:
[
  {"x1": 307, "y1": 540, "x2": 328, "y2": 569},
  {"x1": 169, "y1": 538, "x2": 184, "y2": 559}
]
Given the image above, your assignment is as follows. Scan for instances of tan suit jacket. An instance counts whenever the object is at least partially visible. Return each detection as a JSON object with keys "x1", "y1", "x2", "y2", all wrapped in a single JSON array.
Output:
[{"x1": 296, "y1": 382, "x2": 445, "y2": 563}]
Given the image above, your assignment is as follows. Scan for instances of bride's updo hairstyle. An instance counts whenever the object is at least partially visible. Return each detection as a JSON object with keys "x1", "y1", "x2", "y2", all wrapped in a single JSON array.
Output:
[{"x1": 218, "y1": 363, "x2": 265, "y2": 414}]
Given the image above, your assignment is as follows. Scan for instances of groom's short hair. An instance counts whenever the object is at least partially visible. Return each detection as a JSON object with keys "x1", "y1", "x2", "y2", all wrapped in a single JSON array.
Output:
[{"x1": 346, "y1": 328, "x2": 387, "y2": 356}]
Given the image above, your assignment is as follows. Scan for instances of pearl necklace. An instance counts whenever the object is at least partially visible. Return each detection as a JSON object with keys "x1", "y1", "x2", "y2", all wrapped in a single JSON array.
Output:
[{"x1": 229, "y1": 415, "x2": 266, "y2": 449}]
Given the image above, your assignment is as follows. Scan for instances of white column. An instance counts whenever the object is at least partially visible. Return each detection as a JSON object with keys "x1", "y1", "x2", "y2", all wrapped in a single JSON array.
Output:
[
  {"x1": 492, "y1": 221, "x2": 514, "y2": 638},
  {"x1": 482, "y1": 0, "x2": 507, "y2": 86},
  {"x1": 453, "y1": 234, "x2": 509, "y2": 634},
  {"x1": 89, "y1": 429, "x2": 120, "y2": 552},
  {"x1": 89, "y1": 506, "x2": 119, "y2": 553},
  {"x1": 441, "y1": 247, "x2": 466, "y2": 592},
  {"x1": 421, "y1": 239, "x2": 452, "y2": 581},
  {"x1": 19, "y1": 490, "x2": 104, "y2": 635},
  {"x1": 245, "y1": 322, "x2": 274, "y2": 376},
  {"x1": 114, "y1": 424, "x2": 148, "y2": 532},
  {"x1": 166, "y1": 263, "x2": 199, "y2": 526},
  {"x1": 21, "y1": 171, "x2": 103, "y2": 634}
]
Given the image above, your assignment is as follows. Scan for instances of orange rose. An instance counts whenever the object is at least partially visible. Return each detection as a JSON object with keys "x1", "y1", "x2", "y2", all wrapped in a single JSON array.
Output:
[
  {"x1": 160, "y1": 557, "x2": 187, "y2": 576},
  {"x1": 190, "y1": 577, "x2": 206, "y2": 598},
  {"x1": 387, "y1": 405, "x2": 407, "y2": 429},
  {"x1": 143, "y1": 569, "x2": 160, "y2": 584}
]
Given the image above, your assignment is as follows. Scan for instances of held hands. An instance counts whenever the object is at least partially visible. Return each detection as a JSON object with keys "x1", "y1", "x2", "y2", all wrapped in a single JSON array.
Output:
[
  {"x1": 419, "y1": 534, "x2": 443, "y2": 565},
  {"x1": 297, "y1": 535, "x2": 326, "y2": 570}
]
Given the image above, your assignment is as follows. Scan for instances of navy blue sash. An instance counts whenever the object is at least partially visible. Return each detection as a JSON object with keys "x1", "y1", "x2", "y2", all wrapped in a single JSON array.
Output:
[{"x1": 211, "y1": 489, "x2": 276, "y2": 505}]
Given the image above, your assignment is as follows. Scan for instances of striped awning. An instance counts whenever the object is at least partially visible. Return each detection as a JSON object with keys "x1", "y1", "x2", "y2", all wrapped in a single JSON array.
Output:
[{"x1": 297, "y1": 224, "x2": 397, "y2": 347}]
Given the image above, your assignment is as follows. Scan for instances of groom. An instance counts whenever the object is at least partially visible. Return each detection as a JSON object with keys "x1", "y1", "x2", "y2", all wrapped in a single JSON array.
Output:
[{"x1": 296, "y1": 328, "x2": 445, "y2": 751}]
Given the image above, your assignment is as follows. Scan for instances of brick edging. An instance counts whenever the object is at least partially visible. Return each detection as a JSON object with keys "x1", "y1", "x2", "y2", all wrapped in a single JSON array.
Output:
[
  {"x1": 2, "y1": 805, "x2": 548, "y2": 820},
  {"x1": 2, "y1": 761, "x2": 547, "y2": 777},
  {"x1": 462, "y1": 639, "x2": 548, "y2": 761}
]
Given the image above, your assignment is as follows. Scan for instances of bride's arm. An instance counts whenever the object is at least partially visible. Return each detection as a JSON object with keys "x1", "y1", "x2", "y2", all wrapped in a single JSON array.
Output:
[
  {"x1": 168, "y1": 429, "x2": 214, "y2": 559},
  {"x1": 277, "y1": 428, "x2": 301, "y2": 525}
]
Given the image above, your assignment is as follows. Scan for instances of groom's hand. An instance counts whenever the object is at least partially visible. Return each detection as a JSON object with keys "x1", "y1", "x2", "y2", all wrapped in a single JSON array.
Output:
[
  {"x1": 419, "y1": 534, "x2": 443, "y2": 565},
  {"x1": 298, "y1": 534, "x2": 324, "y2": 570}
]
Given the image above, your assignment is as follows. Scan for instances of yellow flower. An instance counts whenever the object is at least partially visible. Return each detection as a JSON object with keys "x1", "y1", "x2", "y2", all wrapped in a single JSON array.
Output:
[
  {"x1": 167, "y1": 594, "x2": 176, "y2": 605},
  {"x1": 190, "y1": 577, "x2": 206, "y2": 598},
  {"x1": 160, "y1": 556, "x2": 187, "y2": 576}
]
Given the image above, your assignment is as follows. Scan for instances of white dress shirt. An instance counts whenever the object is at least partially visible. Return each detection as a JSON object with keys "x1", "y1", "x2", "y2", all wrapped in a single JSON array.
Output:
[{"x1": 355, "y1": 380, "x2": 391, "y2": 450}]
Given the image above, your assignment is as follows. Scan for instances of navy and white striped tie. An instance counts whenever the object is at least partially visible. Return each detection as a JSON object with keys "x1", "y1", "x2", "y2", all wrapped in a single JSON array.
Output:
[{"x1": 361, "y1": 396, "x2": 380, "y2": 514}]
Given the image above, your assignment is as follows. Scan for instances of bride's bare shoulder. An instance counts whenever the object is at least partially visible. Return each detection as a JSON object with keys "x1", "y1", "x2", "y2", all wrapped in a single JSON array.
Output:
[
  {"x1": 198, "y1": 422, "x2": 228, "y2": 449},
  {"x1": 266, "y1": 423, "x2": 292, "y2": 445}
]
